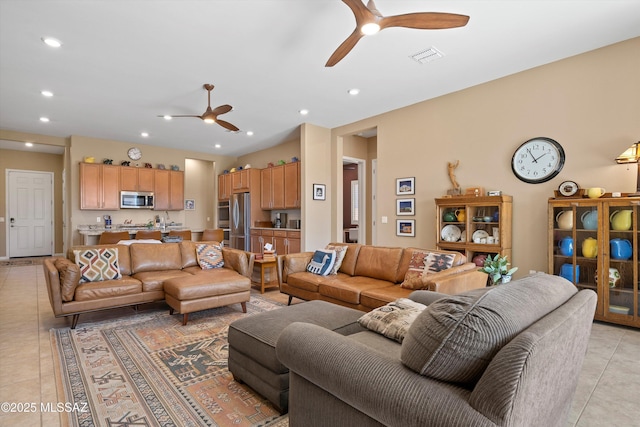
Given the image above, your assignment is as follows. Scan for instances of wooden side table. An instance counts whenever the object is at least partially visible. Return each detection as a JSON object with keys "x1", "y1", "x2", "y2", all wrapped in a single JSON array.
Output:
[{"x1": 254, "y1": 258, "x2": 278, "y2": 294}]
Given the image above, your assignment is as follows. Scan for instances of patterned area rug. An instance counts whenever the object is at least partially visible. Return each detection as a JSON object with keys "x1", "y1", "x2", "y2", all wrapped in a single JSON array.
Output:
[{"x1": 51, "y1": 295, "x2": 289, "y2": 427}]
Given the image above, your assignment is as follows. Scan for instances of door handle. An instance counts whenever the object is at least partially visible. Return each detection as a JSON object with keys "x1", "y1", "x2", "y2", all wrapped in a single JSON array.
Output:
[{"x1": 10, "y1": 217, "x2": 15, "y2": 227}]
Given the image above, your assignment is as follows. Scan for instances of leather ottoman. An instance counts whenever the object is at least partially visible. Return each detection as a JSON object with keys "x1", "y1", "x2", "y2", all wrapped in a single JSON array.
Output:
[
  {"x1": 164, "y1": 272, "x2": 251, "y2": 325},
  {"x1": 228, "y1": 300, "x2": 364, "y2": 413}
]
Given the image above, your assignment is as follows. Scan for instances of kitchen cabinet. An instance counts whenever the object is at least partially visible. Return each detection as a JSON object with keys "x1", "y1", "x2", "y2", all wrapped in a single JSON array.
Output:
[
  {"x1": 218, "y1": 173, "x2": 232, "y2": 201},
  {"x1": 154, "y1": 169, "x2": 184, "y2": 210},
  {"x1": 120, "y1": 167, "x2": 154, "y2": 192},
  {"x1": 251, "y1": 228, "x2": 300, "y2": 254},
  {"x1": 260, "y1": 162, "x2": 301, "y2": 210},
  {"x1": 232, "y1": 169, "x2": 261, "y2": 193},
  {"x1": 435, "y1": 195, "x2": 512, "y2": 265},
  {"x1": 79, "y1": 163, "x2": 120, "y2": 210},
  {"x1": 549, "y1": 196, "x2": 640, "y2": 328}
]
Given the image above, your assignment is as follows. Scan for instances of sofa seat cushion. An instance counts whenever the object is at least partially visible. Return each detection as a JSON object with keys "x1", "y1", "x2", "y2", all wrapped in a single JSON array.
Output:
[
  {"x1": 286, "y1": 271, "x2": 341, "y2": 293},
  {"x1": 360, "y1": 285, "x2": 414, "y2": 309},
  {"x1": 132, "y1": 270, "x2": 192, "y2": 292},
  {"x1": 74, "y1": 277, "x2": 142, "y2": 301},
  {"x1": 347, "y1": 330, "x2": 402, "y2": 359},
  {"x1": 353, "y1": 246, "x2": 403, "y2": 283},
  {"x1": 401, "y1": 273, "x2": 578, "y2": 385},
  {"x1": 318, "y1": 276, "x2": 394, "y2": 305}
]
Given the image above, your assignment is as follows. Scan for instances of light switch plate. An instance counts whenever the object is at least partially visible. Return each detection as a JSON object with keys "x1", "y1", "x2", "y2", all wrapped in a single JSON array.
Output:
[{"x1": 381, "y1": 216, "x2": 388, "y2": 224}]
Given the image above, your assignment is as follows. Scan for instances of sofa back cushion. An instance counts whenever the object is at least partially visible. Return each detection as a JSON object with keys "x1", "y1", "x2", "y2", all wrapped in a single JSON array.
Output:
[
  {"x1": 68, "y1": 244, "x2": 132, "y2": 276},
  {"x1": 401, "y1": 273, "x2": 578, "y2": 384},
  {"x1": 55, "y1": 258, "x2": 81, "y2": 301},
  {"x1": 179, "y1": 241, "x2": 199, "y2": 268},
  {"x1": 395, "y1": 247, "x2": 466, "y2": 283},
  {"x1": 353, "y1": 246, "x2": 403, "y2": 282},
  {"x1": 130, "y1": 242, "x2": 182, "y2": 273},
  {"x1": 328, "y1": 243, "x2": 361, "y2": 275}
]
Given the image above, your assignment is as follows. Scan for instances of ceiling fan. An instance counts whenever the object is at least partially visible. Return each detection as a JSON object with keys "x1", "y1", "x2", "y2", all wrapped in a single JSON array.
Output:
[
  {"x1": 159, "y1": 84, "x2": 239, "y2": 132},
  {"x1": 326, "y1": 0, "x2": 470, "y2": 67}
]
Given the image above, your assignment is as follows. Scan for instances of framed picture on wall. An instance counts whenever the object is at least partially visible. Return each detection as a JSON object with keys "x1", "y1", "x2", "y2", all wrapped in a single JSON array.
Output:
[
  {"x1": 185, "y1": 199, "x2": 195, "y2": 210},
  {"x1": 396, "y1": 219, "x2": 415, "y2": 237},
  {"x1": 396, "y1": 198, "x2": 415, "y2": 216},
  {"x1": 396, "y1": 177, "x2": 415, "y2": 195},
  {"x1": 313, "y1": 184, "x2": 326, "y2": 200}
]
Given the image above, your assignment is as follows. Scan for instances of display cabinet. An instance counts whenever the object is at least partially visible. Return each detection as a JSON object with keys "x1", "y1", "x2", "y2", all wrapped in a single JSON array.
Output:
[
  {"x1": 549, "y1": 197, "x2": 639, "y2": 328},
  {"x1": 435, "y1": 195, "x2": 512, "y2": 265}
]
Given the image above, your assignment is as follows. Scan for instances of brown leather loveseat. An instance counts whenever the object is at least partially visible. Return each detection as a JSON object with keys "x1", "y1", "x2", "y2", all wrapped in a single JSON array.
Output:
[
  {"x1": 278, "y1": 243, "x2": 488, "y2": 310},
  {"x1": 43, "y1": 241, "x2": 254, "y2": 328}
]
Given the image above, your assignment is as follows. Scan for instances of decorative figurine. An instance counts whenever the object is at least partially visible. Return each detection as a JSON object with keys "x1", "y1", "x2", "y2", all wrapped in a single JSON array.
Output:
[{"x1": 447, "y1": 160, "x2": 462, "y2": 196}]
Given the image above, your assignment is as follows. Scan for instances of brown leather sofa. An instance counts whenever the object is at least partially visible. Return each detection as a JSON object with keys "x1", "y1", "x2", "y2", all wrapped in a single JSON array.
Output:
[
  {"x1": 278, "y1": 243, "x2": 488, "y2": 310},
  {"x1": 43, "y1": 241, "x2": 254, "y2": 328}
]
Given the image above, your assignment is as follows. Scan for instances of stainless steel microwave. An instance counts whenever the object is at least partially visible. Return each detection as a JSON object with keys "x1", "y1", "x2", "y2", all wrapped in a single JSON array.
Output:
[{"x1": 120, "y1": 191, "x2": 154, "y2": 209}]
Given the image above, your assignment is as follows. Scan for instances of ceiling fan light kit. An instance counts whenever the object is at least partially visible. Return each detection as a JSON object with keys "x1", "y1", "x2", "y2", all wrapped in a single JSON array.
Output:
[{"x1": 326, "y1": 0, "x2": 469, "y2": 67}]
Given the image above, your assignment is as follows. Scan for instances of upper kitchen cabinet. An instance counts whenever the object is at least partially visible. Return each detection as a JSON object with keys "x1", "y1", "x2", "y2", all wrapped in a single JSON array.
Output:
[
  {"x1": 261, "y1": 162, "x2": 301, "y2": 210},
  {"x1": 232, "y1": 168, "x2": 260, "y2": 193},
  {"x1": 120, "y1": 166, "x2": 154, "y2": 192},
  {"x1": 218, "y1": 173, "x2": 232, "y2": 201},
  {"x1": 284, "y1": 161, "x2": 300, "y2": 208},
  {"x1": 154, "y1": 169, "x2": 184, "y2": 210},
  {"x1": 79, "y1": 163, "x2": 121, "y2": 210}
]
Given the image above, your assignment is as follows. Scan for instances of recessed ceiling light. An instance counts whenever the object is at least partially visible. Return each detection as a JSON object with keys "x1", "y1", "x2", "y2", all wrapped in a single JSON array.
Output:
[
  {"x1": 214, "y1": 144, "x2": 221, "y2": 149},
  {"x1": 41, "y1": 90, "x2": 53, "y2": 97},
  {"x1": 348, "y1": 88, "x2": 360, "y2": 95},
  {"x1": 41, "y1": 37, "x2": 62, "y2": 48},
  {"x1": 246, "y1": 131, "x2": 254, "y2": 136},
  {"x1": 163, "y1": 115, "x2": 172, "y2": 120},
  {"x1": 141, "y1": 132, "x2": 149, "y2": 137},
  {"x1": 25, "y1": 142, "x2": 33, "y2": 147},
  {"x1": 39, "y1": 117, "x2": 50, "y2": 122},
  {"x1": 299, "y1": 109, "x2": 309, "y2": 115}
]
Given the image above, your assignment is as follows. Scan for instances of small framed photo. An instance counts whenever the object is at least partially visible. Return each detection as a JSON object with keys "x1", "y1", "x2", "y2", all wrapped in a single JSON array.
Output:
[
  {"x1": 396, "y1": 219, "x2": 415, "y2": 237},
  {"x1": 396, "y1": 198, "x2": 415, "y2": 216},
  {"x1": 313, "y1": 184, "x2": 326, "y2": 200},
  {"x1": 185, "y1": 199, "x2": 195, "y2": 210},
  {"x1": 396, "y1": 177, "x2": 415, "y2": 195}
]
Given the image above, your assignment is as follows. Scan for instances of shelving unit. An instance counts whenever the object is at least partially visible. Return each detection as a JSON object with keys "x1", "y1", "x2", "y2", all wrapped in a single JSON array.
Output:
[
  {"x1": 435, "y1": 195, "x2": 512, "y2": 264},
  {"x1": 549, "y1": 197, "x2": 640, "y2": 328}
]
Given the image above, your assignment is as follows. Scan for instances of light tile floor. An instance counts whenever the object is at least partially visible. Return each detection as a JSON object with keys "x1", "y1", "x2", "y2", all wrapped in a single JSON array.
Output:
[{"x1": 0, "y1": 262, "x2": 638, "y2": 426}]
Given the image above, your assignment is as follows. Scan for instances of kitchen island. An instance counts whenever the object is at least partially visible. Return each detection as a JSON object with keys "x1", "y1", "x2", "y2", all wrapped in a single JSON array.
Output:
[{"x1": 77, "y1": 225, "x2": 203, "y2": 245}]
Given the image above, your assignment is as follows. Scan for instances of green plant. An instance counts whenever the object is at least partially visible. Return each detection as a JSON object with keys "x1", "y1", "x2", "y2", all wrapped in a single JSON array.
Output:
[{"x1": 482, "y1": 254, "x2": 518, "y2": 285}]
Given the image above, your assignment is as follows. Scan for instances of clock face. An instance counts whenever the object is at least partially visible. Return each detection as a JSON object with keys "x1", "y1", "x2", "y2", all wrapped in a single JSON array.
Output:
[
  {"x1": 511, "y1": 137, "x2": 565, "y2": 184},
  {"x1": 127, "y1": 147, "x2": 142, "y2": 161}
]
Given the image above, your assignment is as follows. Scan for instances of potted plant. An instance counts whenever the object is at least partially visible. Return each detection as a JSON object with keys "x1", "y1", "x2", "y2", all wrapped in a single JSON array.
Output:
[{"x1": 481, "y1": 254, "x2": 518, "y2": 285}]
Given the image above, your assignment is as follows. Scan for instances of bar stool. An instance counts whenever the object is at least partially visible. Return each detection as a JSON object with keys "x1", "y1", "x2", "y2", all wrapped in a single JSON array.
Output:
[
  {"x1": 169, "y1": 230, "x2": 192, "y2": 241},
  {"x1": 202, "y1": 229, "x2": 224, "y2": 242},
  {"x1": 98, "y1": 231, "x2": 131, "y2": 244},
  {"x1": 135, "y1": 230, "x2": 162, "y2": 240}
]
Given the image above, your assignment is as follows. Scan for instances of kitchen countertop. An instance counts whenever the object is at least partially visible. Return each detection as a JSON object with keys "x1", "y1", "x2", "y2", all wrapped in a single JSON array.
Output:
[
  {"x1": 250, "y1": 227, "x2": 301, "y2": 232},
  {"x1": 77, "y1": 226, "x2": 199, "y2": 236}
]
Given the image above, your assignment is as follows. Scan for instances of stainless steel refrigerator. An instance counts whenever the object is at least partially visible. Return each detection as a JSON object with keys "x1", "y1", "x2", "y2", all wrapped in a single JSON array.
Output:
[{"x1": 230, "y1": 192, "x2": 251, "y2": 251}]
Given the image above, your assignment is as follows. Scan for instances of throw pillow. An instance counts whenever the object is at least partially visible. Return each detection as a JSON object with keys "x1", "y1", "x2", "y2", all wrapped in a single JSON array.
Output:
[
  {"x1": 401, "y1": 251, "x2": 456, "y2": 289},
  {"x1": 73, "y1": 248, "x2": 122, "y2": 284},
  {"x1": 55, "y1": 258, "x2": 81, "y2": 301},
  {"x1": 196, "y1": 243, "x2": 224, "y2": 269},
  {"x1": 400, "y1": 273, "x2": 578, "y2": 384},
  {"x1": 358, "y1": 298, "x2": 427, "y2": 343},
  {"x1": 325, "y1": 244, "x2": 347, "y2": 275},
  {"x1": 306, "y1": 249, "x2": 336, "y2": 276}
]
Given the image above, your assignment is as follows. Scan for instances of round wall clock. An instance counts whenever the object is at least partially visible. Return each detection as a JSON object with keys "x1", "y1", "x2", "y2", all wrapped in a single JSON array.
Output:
[
  {"x1": 127, "y1": 147, "x2": 142, "y2": 160},
  {"x1": 511, "y1": 137, "x2": 565, "y2": 184}
]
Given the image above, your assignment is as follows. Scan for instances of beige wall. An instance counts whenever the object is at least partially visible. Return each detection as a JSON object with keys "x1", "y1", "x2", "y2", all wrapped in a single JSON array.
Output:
[
  {"x1": 184, "y1": 158, "x2": 215, "y2": 230},
  {"x1": 237, "y1": 138, "x2": 300, "y2": 169},
  {"x1": 326, "y1": 37, "x2": 640, "y2": 278}
]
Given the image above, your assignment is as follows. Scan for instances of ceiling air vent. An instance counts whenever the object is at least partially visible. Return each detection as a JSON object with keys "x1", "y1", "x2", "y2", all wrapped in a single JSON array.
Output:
[{"x1": 409, "y1": 47, "x2": 445, "y2": 64}]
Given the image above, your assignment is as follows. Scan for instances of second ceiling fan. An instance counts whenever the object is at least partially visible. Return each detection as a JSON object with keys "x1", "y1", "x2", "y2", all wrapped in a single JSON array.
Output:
[
  {"x1": 326, "y1": 0, "x2": 470, "y2": 67},
  {"x1": 160, "y1": 84, "x2": 239, "y2": 132}
]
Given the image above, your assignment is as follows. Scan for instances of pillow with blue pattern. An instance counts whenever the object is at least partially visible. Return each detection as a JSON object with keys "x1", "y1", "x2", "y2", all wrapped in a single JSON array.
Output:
[{"x1": 306, "y1": 249, "x2": 336, "y2": 276}]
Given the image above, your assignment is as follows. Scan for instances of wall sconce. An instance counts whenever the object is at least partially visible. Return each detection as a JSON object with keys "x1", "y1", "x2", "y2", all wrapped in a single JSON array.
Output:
[{"x1": 615, "y1": 141, "x2": 640, "y2": 192}]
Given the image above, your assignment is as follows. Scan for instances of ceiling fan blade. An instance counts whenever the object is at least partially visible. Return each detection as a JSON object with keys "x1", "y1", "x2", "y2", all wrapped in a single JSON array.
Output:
[
  {"x1": 212, "y1": 104, "x2": 233, "y2": 115},
  {"x1": 380, "y1": 12, "x2": 469, "y2": 31},
  {"x1": 216, "y1": 119, "x2": 239, "y2": 132},
  {"x1": 164, "y1": 114, "x2": 203, "y2": 118},
  {"x1": 326, "y1": 28, "x2": 365, "y2": 67},
  {"x1": 343, "y1": 0, "x2": 376, "y2": 24}
]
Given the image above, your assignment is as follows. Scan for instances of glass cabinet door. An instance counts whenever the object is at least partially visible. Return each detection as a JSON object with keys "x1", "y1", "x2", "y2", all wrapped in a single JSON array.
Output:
[{"x1": 604, "y1": 201, "x2": 638, "y2": 321}]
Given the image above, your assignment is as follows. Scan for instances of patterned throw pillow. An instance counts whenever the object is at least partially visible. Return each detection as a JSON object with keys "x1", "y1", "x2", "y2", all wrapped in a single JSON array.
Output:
[
  {"x1": 73, "y1": 248, "x2": 122, "y2": 283},
  {"x1": 325, "y1": 244, "x2": 348, "y2": 275},
  {"x1": 358, "y1": 298, "x2": 427, "y2": 343},
  {"x1": 196, "y1": 243, "x2": 225, "y2": 269},
  {"x1": 401, "y1": 251, "x2": 456, "y2": 289},
  {"x1": 306, "y1": 249, "x2": 336, "y2": 276}
]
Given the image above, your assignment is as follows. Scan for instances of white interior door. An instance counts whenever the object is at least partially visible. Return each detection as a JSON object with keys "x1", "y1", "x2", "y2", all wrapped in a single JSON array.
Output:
[{"x1": 8, "y1": 170, "x2": 53, "y2": 257}]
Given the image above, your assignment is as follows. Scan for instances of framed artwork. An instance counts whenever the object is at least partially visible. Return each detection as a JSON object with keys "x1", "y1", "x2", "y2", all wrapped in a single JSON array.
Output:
[
  {"x1": 396, "y1": 198, "x2": 415, "y2": 216},
  {"x1": 185, "y1": 199, "x2": 195, "y2": 210},
  {"x1": 396, "y1": 219, "x2": 415, "y2": 237},
  {"x1": 396, "y1": 177, "x2": 415, "y2": 195},
  {"x1": 313, "y1": 184, "x2": 326, "y2": 200}
]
